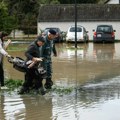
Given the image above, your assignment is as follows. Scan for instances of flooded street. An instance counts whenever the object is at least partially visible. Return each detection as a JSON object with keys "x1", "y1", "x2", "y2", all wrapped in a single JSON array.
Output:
[{"x1": 1, "y1": 42, "x2": 120, "y2": 120}]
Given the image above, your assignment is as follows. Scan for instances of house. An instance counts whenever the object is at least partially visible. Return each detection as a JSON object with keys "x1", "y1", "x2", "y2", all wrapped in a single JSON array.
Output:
[
  {"x1": 105, "y1": 0, "x2": 120, "y2": 4},
  {"x1": 38, "y1": 4, "x2": 120, "y2": 40}
]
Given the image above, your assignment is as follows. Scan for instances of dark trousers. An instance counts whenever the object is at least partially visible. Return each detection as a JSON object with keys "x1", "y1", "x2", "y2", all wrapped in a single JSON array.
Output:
[
  {"x1": 0, "y1": 63, "x2": 4, "y2": 86},
  {"x1": 43, "y1": 58, "x2": 52, "y2": 79},
  {"x1": 23, "y1": 68, "x2": 43, "y2": 90}
]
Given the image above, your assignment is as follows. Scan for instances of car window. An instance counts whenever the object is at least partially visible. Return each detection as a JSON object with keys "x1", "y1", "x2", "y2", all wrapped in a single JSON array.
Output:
[
  {"x1": 97, "y1": 26, "x2": 112, "y2": 32},
  {"x1": 45, "y1": 28, "x2": 60, "y2": 33},
  {"x1": 70, "y1": 27, "x2": 82, "y2": 32}
]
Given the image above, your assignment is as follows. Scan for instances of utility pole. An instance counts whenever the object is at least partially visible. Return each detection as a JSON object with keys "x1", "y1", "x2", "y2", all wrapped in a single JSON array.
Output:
[{"x1": 75, "y1": 0, "x2": 77, "y2": 48}]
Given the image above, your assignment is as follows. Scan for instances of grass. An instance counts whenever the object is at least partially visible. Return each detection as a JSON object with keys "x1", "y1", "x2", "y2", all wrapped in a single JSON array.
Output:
[
  {"x1": 52, "y1": 86, "x2": 73, "y2": 94},
  {"x1": 4, "y1": 79, "x2": 23, "y2": 90},
  {"x1": 8, "y1": 47, "x2": 27, "y2": 51},
  {"x1": 1, "y1": 79, "x2": 74, "y2": 95},
  {"x1": 7, "y1": 44, "x2": 28, "y2": 51}
]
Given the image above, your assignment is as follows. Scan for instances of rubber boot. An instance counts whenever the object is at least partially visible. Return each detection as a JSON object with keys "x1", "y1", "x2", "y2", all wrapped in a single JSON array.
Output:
[
  {"x1": 44, "y1": 78, "x2": 53, "y2": 89},
  {"x1": 18, "y1": 86, "x2": 29, "y2": 94},
  {"x1": 39, "y1": 86, "x2": 46, "y2": 95},
  {"x1": 34, "y1": 84, "x2": 46, "y2": 95}
]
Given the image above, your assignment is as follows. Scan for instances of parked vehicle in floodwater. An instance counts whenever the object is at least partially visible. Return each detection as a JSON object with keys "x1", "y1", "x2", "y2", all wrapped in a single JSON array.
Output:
[
  {"x1": 66, "y1": 25, "x2": 89, "y2": 43},
  {"x1": 93, "y1": 25, "x2": 116, "y2": 43}
]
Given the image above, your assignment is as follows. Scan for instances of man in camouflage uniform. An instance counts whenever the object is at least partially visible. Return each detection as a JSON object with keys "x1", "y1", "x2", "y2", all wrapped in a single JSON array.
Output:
[{"x1": 42, "y1": 29, "x2": 57, "y2": 89}]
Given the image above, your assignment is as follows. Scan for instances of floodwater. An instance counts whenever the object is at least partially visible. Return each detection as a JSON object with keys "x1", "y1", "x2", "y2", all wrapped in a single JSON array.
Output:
[{"x1": 1, "y1": 42, "x2": 120, "y2": 120}]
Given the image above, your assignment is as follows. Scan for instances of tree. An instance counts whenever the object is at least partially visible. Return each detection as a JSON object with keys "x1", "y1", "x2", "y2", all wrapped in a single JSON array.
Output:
[
  {"x1": 1, "y1": 0, "x2": 101, "y2": 35},
  {"x1": 0, "y1": 1, "x2": 17, "y2": 34}
]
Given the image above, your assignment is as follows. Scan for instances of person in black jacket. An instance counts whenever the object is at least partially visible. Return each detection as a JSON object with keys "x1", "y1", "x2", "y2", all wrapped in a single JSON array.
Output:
[{"x1": 18, "y1": 36, "x2": 45, "y2": 95}]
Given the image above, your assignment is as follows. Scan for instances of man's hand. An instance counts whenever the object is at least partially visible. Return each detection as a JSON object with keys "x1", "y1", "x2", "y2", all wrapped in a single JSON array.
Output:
[
  {"x1": 32, "y1": 57, "x2": 43, "y2": 62},
  {"x1": 6, "y1": 54, "x2": 11, "y2": 58},
  {"x1": 28, "y1": 58, "x2": 43, "y2": 68}
]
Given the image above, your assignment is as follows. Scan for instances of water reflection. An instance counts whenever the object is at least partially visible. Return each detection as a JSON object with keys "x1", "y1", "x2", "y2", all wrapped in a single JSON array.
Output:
[
  {"x1": 93, "y1": 43, "x2": 115, "y2": 62},
  {"x1": 1, "y1": 94, "x2": 25, "y2": 120},
  {"x1": 57, "y1": 43, "x2": 89, "y2": 60},
  {"x1": 19, "y1": 95, "x2": 52, "y2": 120},
  {"x1": 1, "y1": 42, "x2": 120, "y2": 120},
  {"x1": 1, "y1": 94, "x2": 53, "y2": 120},
  {"x1": 53, "y1": 43, "x2": 120, "y2": 87}
]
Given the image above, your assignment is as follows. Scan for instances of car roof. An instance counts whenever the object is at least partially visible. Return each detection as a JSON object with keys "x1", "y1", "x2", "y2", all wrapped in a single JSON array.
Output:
[
  {"x1": 44, "y1": 27, "x2": 61, "y2": 32},
  {"x1": 45, "y1": 27, "x2": 60, "y2": 30},
  {"x1": 70, "y1": 25, "x2": 84, "y2": 28},
  {"x1": 97, "y1": 25, "x2": 112, "y2": 27},
  {"x1": 45, "y1": 27, "x2": 59, "y2": 29}
]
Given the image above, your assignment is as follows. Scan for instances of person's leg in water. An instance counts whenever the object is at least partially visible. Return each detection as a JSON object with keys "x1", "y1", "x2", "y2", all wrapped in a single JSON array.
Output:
[
  {"x1": 0, "y1": 63, "x2": 4, "y2": 87},
  {"x1": 18, "y1": 69, "x2": 34, "y2": 94},
  {"x1": 44, "y1": 60, "x2": 53, "y2": 89},
  {"x1": 34, "y1": 69, "x2": 46, "y2": 95}
]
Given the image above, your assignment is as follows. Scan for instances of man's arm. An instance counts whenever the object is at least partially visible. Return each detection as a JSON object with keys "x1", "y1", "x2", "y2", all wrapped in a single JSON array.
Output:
[
  {"x1": 4, "y1": 39, "x2": 11, "y2": 50},
  {"x1": 0, "y1": 43, "x2": 9, "y2": 56},
  {"x1": 52, "y1": 43, "x2": 57, "y2": 56},
  {"x1": 25, "y1": 45, "x2": 35, "y2": 60}
]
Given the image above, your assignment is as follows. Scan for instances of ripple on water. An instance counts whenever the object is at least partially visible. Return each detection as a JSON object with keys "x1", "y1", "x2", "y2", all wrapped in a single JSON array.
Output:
[
  {"x1": 1, "y1": 76, "x2": 120, "y2": 120},
  {"x1": 1, "y1": 95, "x2": 25, "y2": 120}
]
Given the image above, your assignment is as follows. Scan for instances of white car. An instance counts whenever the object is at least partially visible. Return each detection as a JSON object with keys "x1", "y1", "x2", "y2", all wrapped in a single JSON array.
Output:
[{"x1": 66, "y1": 25, "x2": 89, "y2": 42}]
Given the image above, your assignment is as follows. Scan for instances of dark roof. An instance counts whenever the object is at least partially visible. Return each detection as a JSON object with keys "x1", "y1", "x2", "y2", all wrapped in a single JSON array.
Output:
[
  {"x1": 97, "y1": 25, "x2": 113, "y2": 27},
  {"x1": 104, "y1": 0, "x2": 111, "y2": 4},
  {"x1": 38, "y1": 4, "x2": 120, "y2": 22}
]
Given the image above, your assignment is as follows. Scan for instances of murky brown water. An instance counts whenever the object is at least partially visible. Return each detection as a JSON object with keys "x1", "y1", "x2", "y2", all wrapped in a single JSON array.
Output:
[{"x1": 1, "y1": 42, "x2": 120, "y2": 120}]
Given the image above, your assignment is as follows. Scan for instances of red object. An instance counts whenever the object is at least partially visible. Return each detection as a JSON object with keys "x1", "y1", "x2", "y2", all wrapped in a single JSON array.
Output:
[
  {"x1": 111, "y1": 32, "x2": 115, "y2": 37},
  {"x1": 94, "y1": 32, "x2": 96, "y2": 37}
]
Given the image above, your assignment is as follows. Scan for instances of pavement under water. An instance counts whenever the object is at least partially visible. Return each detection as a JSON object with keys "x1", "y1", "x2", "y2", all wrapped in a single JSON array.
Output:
[{"x1": 1, "y1": 42, "x2": 120, "y2": 120}]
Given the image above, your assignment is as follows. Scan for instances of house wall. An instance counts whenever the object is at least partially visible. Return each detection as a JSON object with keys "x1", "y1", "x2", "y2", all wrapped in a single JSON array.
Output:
[
  {"x1": 38, "y1": 21, "x2": 120, "y2": 40},
  {"x1": 107, "y1": 0, "x2": 119, "y2": 4}
]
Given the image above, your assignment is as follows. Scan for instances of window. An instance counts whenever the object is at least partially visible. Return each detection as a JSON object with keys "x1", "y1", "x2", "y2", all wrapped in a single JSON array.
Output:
[
  {"x1": 97, "y1": 26, "x2": 112, "y2": 32},
  {"x1": 70, "y1": 27, "x2": 82, "y2": 32}
]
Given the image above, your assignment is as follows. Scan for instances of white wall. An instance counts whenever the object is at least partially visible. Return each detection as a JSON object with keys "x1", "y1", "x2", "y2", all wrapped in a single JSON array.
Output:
[
  {"x1": 107, "y1": 0, "x2": 119, "y2": 4},
  {"x1": 38, "y1": 21, "x2": 120, "y2": 40}
]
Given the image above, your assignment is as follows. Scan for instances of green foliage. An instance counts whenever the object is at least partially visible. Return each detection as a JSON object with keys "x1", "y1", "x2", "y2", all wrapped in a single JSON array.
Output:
[
  {"x1": 2, "y1": 0, "x2": 40, "y2": 34},
  {"x1": 5, "y1": 79, "x2": 23, "y2": 90},
  {"x1": 52, "y1": 86, "x2": 73, "y2": 94},
  {"x1": 0, "y1": 0, "x2": 101, "y2": 35},
  {"x1": 8, "y1": 46, "x2": 27, "y2": 51},
  {"x1": 3, "y1": 79, "x2": 73, "y2": 95},
  {"x1": 0, "y1": 2, "x2": 17, "y2": 34}
]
